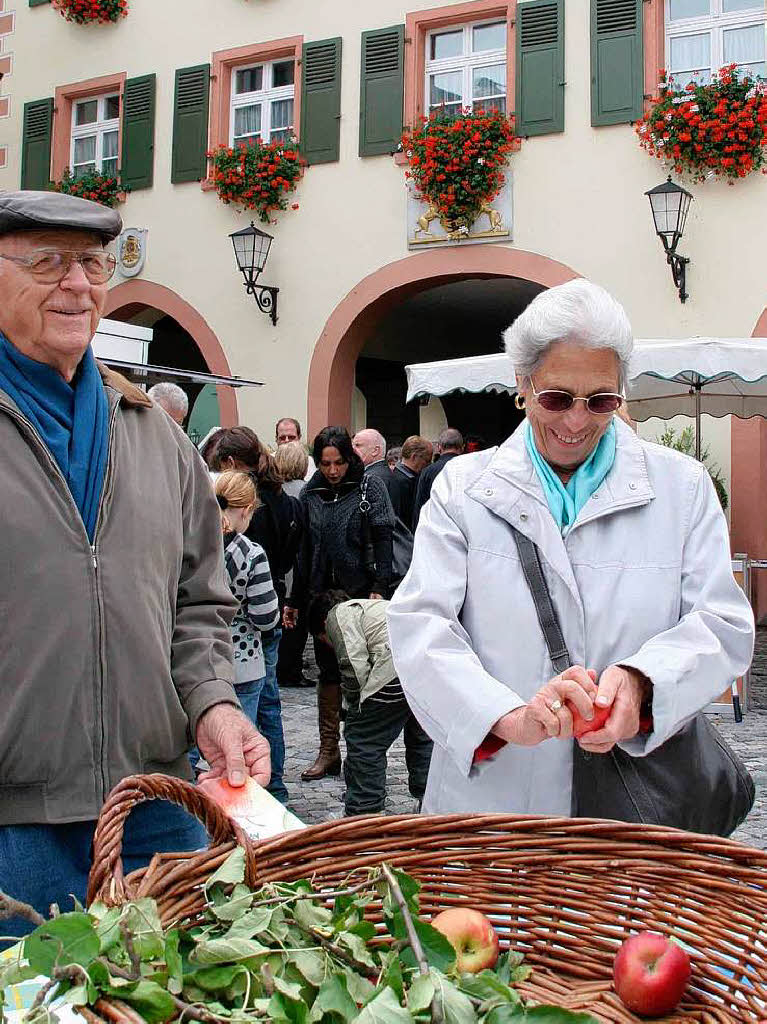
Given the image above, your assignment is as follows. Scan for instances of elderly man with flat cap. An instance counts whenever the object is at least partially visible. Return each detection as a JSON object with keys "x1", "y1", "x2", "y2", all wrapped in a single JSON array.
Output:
[{"x1": 0, "y1": 191, "x2": 270, "y2": 936}]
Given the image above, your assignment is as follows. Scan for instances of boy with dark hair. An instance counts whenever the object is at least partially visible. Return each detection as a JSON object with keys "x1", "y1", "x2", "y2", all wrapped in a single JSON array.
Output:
[{"x1": 307, "y1": 591, "x2": 432, "y2": 817}]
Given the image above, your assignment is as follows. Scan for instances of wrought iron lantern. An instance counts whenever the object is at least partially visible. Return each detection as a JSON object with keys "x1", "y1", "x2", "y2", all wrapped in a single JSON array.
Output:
[
  {"x1": 645, "y1": 176, "x2": 693, "y2": 303},
  {"x1": 229, "y1": 222, "x2": 279, "y2": 325}
]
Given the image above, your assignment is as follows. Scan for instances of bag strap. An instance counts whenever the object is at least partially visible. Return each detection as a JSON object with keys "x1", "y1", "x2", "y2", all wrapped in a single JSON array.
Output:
[{"x1": 510, "y1": 526, "x2": 571, "y2": 675}]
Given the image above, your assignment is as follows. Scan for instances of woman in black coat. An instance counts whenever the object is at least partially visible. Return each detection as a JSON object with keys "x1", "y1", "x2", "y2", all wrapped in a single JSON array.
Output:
[{"x1": 283, "y1": 426, "x2": 394, "y2": 780}]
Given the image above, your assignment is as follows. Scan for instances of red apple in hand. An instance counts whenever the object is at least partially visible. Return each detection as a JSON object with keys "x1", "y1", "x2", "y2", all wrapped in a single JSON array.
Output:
[
  {"x1": 613, "y1": 931, "x2": 691, "y2": 1017},
  {"x1": 431, "y1": 908, "x2": 499, "y2": 974},
  {"x1": 566, "y1": 700, "x2": 611, "y2": 739}
]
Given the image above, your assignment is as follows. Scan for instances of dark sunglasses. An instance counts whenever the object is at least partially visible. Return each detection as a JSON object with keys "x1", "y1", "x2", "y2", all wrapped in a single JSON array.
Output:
[{"x1": 530, "y1": 377, "x2": 624, "y2": 415}]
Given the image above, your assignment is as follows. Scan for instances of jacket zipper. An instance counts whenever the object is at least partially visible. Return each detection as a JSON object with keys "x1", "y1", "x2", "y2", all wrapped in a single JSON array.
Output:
[
  {"x1": 91, "y1": 398, "x2": 120, "y2": 804},
  {"x1": 0, "y1": 392, "x2": 120, "y2": 807}
]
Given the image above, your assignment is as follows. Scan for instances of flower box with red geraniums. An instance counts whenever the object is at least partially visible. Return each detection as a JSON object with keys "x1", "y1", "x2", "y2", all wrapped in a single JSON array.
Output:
[
  {"x1": 53, "y1": 0, "x2": 128, "y2": 24},
  {"x1": 400, "y1": 109, "x2": 518, "y2": 234},
  {"x1": 208, "y1": 140, "x2": 303, "y2": 224},
  {"x1": 636, "y1": 64, "x2": 767, "y2": 184},
  {"x1": 54, "y1": 169, "x2": 126, "y2": 208}
]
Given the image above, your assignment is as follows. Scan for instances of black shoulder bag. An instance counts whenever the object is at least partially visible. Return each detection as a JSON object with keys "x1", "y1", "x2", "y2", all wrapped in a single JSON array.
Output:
[{"x1": 510, "y1": 526, "x2": 754, "y2": 837}]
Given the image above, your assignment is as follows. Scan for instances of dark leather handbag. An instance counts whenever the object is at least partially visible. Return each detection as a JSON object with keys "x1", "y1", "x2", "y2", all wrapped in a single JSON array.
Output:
[{"x1": 511, "y1": 526, "x2": 755, "y2": 837}]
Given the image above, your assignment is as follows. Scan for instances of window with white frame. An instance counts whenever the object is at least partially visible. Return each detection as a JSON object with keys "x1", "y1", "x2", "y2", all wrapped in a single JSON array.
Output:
[
  {"x1": 71, "y1": 94, "x2": 120, "y2": 178},
  {"x1": 425, "y1": 20, "x2": 507, "y2": 116},
  {"x1": 230, "y1": 59, "x2": 295, "y2": 146},
  {"x1": 666, "y1": 0, "x2": 766, "y2": 89}
]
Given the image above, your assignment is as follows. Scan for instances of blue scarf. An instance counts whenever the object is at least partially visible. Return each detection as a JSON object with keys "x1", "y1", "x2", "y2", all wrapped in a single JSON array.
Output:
[
  {"x1": 0, "y1": 333, "x2": 108, "y2": 540},
  {"x1": 525, "y1": 419, "x2": 616, "y2": 534}
]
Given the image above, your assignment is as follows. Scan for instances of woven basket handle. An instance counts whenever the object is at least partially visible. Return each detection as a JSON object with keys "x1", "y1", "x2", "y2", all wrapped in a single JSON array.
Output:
[{"x1": 86, "y1": 773, "x2": 254, "y2": 906}]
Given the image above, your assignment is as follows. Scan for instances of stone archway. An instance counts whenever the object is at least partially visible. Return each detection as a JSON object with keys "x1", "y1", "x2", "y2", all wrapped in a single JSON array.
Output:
[
  {"x1": 731, "y1": 306, "x2": 767, "y2": 621},
  {"x1": 307, "y1": 245, "x2": 580, "y2": 435},
  {"x1": 105, "y1": 279, "x2": 239, "y2": 426}
]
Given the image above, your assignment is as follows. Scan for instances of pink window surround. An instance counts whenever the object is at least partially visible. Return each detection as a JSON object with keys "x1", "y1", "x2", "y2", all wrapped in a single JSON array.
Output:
[
  {"x1": 52, "y1": 72, "x2": 126, "y2": 183},
  {"x1": 204, "y1": 35, "x2": 303, "y2": 190},
  {"x1": 643, "y1": 0, "x2": 665, "y2": 105},
  {"x1": 404, "y1": 1, "x2": 513, "y2": 131}
]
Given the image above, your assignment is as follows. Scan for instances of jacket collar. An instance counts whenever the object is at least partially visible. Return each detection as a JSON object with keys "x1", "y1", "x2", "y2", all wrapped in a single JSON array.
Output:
[
  {"x1": 96, "y1": 361, "x2": 153, "y2": 409},
  {"x1": 465, "y1": 418, "x2": 655, "y2": 602}
]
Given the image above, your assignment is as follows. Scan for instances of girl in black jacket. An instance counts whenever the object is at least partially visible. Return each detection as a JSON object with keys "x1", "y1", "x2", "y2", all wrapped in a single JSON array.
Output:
[{"x1": 283, "y1": 426, "x2": 394, "y2": 780}]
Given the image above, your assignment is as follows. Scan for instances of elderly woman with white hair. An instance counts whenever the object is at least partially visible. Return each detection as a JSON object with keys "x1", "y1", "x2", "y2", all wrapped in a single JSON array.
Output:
[{"x1": 387, "y1": 279, "x2": 754, "y2": 830}]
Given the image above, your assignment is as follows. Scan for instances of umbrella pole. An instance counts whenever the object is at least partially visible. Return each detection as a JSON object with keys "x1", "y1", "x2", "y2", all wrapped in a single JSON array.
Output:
[{"x1": 695, "y1": 385, "x2": 701, "y2": 460}]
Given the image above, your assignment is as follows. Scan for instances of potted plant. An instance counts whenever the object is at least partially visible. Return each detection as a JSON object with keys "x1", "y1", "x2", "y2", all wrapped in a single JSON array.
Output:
[
  {"x1": 400, "y1": 108, "x2": 518, "y2": 235},
  {"x1": 637, "y1": 64, "x2": 767, "y2": 183},
  {"x1": 54, "y1": 168, "x2": 126, "y2": 208},
  {"x1": 53, "y1": 0, "x2": 128, "y2": 23},
  {"x1": 208, "y1": 139, "x2": 303, "y2": 223}
]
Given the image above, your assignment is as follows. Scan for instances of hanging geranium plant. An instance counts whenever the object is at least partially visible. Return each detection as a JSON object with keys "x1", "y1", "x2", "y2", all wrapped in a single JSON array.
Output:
[
  {"x1": 208, "y1": 139, "x2": 303, "y2": 223},
  {"x1": 54, "y1": 169, "x2": 125, "y2": 208},
  {"x1": 400, "y1": 108, "x2": 518, "y2": 233},
  {"x1": 53, "y1": 0, "x2": 128, "y2": 24},
  {"x1": 636, "y1": 64, "x2": 767, "y2": 183}
]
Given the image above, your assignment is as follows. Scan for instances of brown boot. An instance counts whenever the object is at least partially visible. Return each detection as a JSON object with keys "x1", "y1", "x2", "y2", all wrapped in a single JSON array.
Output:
[{"x1": 301, "y1": 682, "x2": 342, "y2": 781}]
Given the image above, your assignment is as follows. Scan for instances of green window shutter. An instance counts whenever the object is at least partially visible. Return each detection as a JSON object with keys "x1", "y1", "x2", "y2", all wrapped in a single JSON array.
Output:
[
  {"x1": 29, "y1": 1, "x2": 51, "y2": 7},
  {"x1": 515, "y1": 0, "x2": 565, "y2": 137},
  {"x1": 120, "y1": 73, "x2": 156, "y2": 190},
  {"x1": 359, "y1": 24, "x2": 404, "y2": 157},
  {"x1": 21, "y1": 97, "x2": 53, "y2": 190},
  {"x1": 171, "y1": 64, "x2": 210, "y2": 183},
  {"x1": 590, "y1": 0, "x2": 644, "y2": 126},
  {"x1": 300, "y1": 37, "x2": 342, "y2": 165}
]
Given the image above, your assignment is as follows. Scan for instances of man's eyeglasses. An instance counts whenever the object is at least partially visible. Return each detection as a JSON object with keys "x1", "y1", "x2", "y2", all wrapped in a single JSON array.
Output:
[
  {"x1": 0, "y1": 248, "x2": 116, "y2": 284},
  {"x1": 529, "y1": 377, "x2": 624, "y2": 415}
]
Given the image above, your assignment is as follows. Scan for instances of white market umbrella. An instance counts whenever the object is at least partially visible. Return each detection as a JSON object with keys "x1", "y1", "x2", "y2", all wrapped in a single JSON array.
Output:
[
  {"x1": 627, "y1": 338, "x2": 767, "y2": 459},
  {"x1": 405, "y1": 352, "x2": 516, "y2": 403}
]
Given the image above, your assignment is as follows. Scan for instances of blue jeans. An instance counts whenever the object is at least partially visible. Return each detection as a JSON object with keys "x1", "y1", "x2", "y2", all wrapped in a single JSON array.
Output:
[
  {"x1": 0, "y1": 799, "x2": 208, "y2": 945},
  {"x1": 240, "y1": 631, "x2": 288, "y2": 805}
]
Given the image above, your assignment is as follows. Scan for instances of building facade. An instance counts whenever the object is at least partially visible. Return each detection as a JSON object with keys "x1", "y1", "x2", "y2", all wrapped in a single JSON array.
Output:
[{"x1": 3, "y1": 0, "x2": 767, "y2": 600}]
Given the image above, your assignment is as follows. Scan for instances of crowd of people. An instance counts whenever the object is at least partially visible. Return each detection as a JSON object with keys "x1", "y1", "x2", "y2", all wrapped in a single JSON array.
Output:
[{"x1": 0, "y1": 188, "x2": 755, "y2": 937}]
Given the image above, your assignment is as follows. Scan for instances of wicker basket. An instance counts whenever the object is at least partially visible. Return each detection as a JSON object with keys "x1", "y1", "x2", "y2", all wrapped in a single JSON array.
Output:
[{"x1": 86, "y1": 774, "x2": 767, "y2": 1023}]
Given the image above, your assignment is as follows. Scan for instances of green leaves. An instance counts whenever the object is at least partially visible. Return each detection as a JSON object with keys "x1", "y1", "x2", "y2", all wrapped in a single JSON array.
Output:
[
  {"x1": 25, "y1": 913, "x2": 100, "y2": 976},
  {"x1": 12, "y1": 867, "x2": 600, "y2": 1024}
]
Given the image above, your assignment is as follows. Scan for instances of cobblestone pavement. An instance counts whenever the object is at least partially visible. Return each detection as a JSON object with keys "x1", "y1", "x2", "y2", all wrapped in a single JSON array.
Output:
[{"x1": 281, "y1": 627, "x2": 767, "y2": 848}]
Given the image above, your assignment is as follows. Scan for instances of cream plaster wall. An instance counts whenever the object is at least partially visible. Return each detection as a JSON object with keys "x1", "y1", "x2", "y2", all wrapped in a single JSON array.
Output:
[{"x1": 4, "y1": 0, "x2": 766, "y2": 450}]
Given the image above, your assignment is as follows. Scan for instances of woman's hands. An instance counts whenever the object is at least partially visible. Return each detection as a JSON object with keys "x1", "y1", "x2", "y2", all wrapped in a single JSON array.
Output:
[
  {"x1": 577, "y1": 665, "x2": 651, "y2": 753},
  {"x1": 490, "y1": 664, "x2": 651, "y2": 750},
  {"x1": 282, "y1": 605, "x2": 298, "y2": 629},
  {"x1": 491, "y1": 666, "x2": 598, "y2": 747}
]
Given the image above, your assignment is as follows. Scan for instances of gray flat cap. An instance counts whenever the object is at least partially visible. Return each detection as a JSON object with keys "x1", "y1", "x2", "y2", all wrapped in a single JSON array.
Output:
[{"x1": 0, "y1": 190, "x2": 122, "y2": 241}]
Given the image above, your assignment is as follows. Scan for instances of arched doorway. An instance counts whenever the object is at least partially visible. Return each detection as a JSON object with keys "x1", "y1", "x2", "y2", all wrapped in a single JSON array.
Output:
[
  {"x1": 307, "y1": 246, "x2": 580, "y2": 436},
  {"x1": 105, "y1": 280, "x2": 239, "y2": 428},
  {"x1": 731, "y1": 306, "x2": 767, "y2": 621}
]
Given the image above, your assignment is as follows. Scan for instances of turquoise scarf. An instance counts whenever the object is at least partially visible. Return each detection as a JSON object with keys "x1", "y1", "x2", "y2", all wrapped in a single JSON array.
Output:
[
  {"x1": 0, "y1": 333, "x2": 108, "y2": 540},
  {"x1": 524, "y1": 419, "x2": 616, "y2": 534}
]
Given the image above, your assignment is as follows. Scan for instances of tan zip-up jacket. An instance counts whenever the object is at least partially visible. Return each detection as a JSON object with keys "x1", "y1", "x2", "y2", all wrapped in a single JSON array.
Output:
[{"x1": 0, "y1": 362, "x2": 238, "y2": 825}]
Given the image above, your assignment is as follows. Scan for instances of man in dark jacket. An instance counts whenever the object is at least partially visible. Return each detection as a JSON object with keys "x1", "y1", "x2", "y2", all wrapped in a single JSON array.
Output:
[
  {"x1": 353, "y1": 428, "x2": 394, "y2": 488},
  {"x1": 412, "y1": 427, "x2": 464, "y2": 529},
  {"x1": 0, "y1": 191, "x2": 269, "y2": 936},
  {"x1": 388, "y1": 435, "x2": 433, "y2": 528}
]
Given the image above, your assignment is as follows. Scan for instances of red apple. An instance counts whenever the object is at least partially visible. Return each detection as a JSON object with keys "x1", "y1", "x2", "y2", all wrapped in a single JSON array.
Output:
[
  {"x1": 613, "y1": 931, "x2": 691, "y2": 1017},
  {"x1": 566, "y1": 700, "x2": 611, "y2": 739},
  {"x1": 431, "y1": 908, "x2": 499, "y2": 974}
]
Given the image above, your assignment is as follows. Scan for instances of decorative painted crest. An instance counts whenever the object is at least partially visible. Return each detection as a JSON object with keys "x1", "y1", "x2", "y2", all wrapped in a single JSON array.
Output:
[
  {"x1": 407, "y1": 176, "x2": 512, "y2": 249},
  {"x1": 116, "y1": 228, "x2": 147, "y2": 278}
]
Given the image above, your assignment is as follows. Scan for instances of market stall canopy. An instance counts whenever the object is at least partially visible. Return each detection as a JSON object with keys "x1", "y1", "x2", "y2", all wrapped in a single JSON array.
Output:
[
  {"x1": 627, "y1": 338, "x2": 767, "y2": 421},
  {"x1": 405, "y1": 352, "x2": 516, "y2": 402}
]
